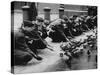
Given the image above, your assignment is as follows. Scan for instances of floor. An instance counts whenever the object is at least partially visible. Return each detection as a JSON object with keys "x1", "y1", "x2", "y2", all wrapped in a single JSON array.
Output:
[{"x1": 13, "y1": 29, "x2": 97, "y2": 74}]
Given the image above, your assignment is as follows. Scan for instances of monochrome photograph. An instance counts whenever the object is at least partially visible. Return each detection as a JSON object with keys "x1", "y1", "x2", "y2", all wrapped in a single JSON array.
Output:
[{"x1": 11, "y1": 1, "x2": 97, "y2": 74}]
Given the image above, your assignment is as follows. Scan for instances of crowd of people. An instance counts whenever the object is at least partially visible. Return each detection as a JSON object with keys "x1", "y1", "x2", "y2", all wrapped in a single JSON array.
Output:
[
  {"x1": 12, "y1": 14, "x2": 97, "y2": 66},
  {"x1": 48, "y1": 15, "x2": 97, "y2": 42}
]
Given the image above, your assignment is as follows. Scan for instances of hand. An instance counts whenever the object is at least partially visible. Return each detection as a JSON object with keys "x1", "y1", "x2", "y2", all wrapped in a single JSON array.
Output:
[
  {"x1": 28, "y1": 40, "x2": 33, "y2": 44},
  {"x1": 38, "y1": 31, "x2": 43, "y2": 36}
]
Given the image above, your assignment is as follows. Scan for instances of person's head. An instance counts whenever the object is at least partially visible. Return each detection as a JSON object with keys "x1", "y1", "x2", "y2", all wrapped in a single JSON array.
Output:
[
  {"x1": 69, "y1": 16, "x2": 74, "y2": 23},
  {"x1": 35, "y1": 17, "x2": 44, "y2": 26},
  {"x1": 73, "y1": 15, "x2": 78, "y2": 20},
  {"x1": 62, "y1": 15, "x2": 69, "y2": 22},
  {"x1": 61, "y1": 15, "x2": 69, "y2": 27},
  {"x1": 44, "y1": 20, "x2": 50, "y2": 26}
]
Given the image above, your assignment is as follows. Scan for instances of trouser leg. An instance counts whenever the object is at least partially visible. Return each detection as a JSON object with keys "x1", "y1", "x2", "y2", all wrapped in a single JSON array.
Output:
[{"x1": 14, "y1": 50, "x2": 33, "y2": 65}]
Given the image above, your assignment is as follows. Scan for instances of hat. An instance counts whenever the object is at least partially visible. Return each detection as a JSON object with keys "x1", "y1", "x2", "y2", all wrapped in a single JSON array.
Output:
[
  {"x1": 73, "y1": 15, "x2": 78, "y2": 18},
  {"x1": 69, "y1": 16, "x2": 74, "y2": 20},
  {"x1": 23, "y1": 20, "x2": 34, "y2": 27},
  {"x1": 62, "y1": 15, "x2": 68, "y2": 21},
  {"x1": 44, "y1": 20, "x2": 50, "y2": 25},
  {"x1": 36, "y1": 17, "x2": 44, "y2": 22}
]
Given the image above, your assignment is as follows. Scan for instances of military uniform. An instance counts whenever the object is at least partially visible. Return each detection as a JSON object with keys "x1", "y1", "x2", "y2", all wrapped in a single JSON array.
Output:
[
  {"x1": 68, "y1": 17, "x2": 77, "y2": 36},
  {"x1": 85, "y1": 16, "x2": 94, "y2": 30},
  {"x1": 12, "y1": 30, "x2": 33, "y2": 65},
  {"x1": 48, "y1": 19, "x2": 66, "y2": 42},
  {"x1": 12, "y1": 19, "x2": 46, "y2": 65},
  {"x1": 22, "y1": 18, "x2": 47, "y2": 55}
]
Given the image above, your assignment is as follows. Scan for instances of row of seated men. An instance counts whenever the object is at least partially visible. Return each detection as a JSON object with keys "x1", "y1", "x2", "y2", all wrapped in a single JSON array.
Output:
[
  {"x1": 12, "y1": 15, "x2": 97, "y2": 66},
  {"x1": 48, "y1": 15, "x2": 97, "y2": 42}
]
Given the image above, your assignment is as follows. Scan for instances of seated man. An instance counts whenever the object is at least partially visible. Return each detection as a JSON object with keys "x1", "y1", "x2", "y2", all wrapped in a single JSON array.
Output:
[
  {"x1": 62, "y1": 15, "x2": 74, "y2": 38},
  {"x1": 22, "y1": 17, "x2": 49, "y2": 54},
  {"x1": 92, "y1": 16, "x2": 97, "y2": 28},
  {"x1": 48, "y1": 15, "x2": 74, "y2": 42},
  {"x1": 69, "y1": 16, "x2": 83, "y2": 36},
  {"x1": 48, "y1": 18, "x2": 66, "y2": 42},
  {"x1": 85, "y1": 16, "x2": 94, "y2": 30},
  {"x1": 12, "y1": 26, "x2": 42, "y2": 66},
  {"x1": 79, "y1": 16, "x2": 90, "y2": 32}
]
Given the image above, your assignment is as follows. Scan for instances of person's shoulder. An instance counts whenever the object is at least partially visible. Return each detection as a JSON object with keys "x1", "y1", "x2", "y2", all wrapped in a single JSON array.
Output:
[
  {"x1": 23, "y1": 20, "x2": 34, "y2": 27},
  {"x1": 51, "y1": 18, "x2": 62, "y2": 25}
]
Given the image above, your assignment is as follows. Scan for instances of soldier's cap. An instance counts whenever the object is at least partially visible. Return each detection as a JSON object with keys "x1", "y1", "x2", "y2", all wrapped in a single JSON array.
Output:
[
  {"x1": 62, "y1": 15, "x2": 68, "y2": 21},
  {"x1": 36, "y1": 17, "x2": 44, "y2": 22},
  {"x1": 73, "y1": 15, "x2": 78, "y2": 18},
  {"x1": 44, "y1": 20, "x2": 50, "y2": 25},
  {"x1": 23, "y1": 20, "x2": 34, "y2": 27}
]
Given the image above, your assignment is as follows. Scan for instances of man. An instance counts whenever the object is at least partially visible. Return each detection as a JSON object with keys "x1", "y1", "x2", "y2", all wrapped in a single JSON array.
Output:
[
  {"x1": 22, "y1": 17, "x2": 52, "y2": 55},
  {"x1": 92, "y1": 16, "x2": 97, "y2": 28},
  {"x1": 12, "y1": 28, "x2": 42, "y2": 66},
  {"x1": 34, "y1": 17, "x2": 48, "y2": 39},
  {"x1": 48, "y1": 18, "x2": 66, "y2": 42},
  {"x1": 44, "y1": 20, "x2": 50, "y2": 27},
  {"x1": 79, "y1": 15, "x2": 90, "y2": 32},
  {"x1": 69, "y1": 15, "x2": 83, "y2": 36},
  {"x1": 48, "y1": 15, "x2": 72, "y2": 42},
  {"x1": 68, "y1": 16, "x2": 76, "y2": 36},
  {"x1": 85, "y1": 16, "x2": 94, "y2": 30},
  {"x1": 62, "y1": 15, "x2": 74, "y2": 38}
]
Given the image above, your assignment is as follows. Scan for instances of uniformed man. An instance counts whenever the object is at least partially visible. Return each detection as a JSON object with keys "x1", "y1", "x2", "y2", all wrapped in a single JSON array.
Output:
[
  {"x1": 69, "y1": 15, "x2": 84, "y2": 36},
  {"x1": 48, "y1": 15, "x2": 73, "y2": 42},
  {"x1": 62, "y1": 15, "x2": 74, "y2": 38},
  {"x1": 85, "y1": 16, "x2": 94, "y2": 30},
  {"x1": 92, "y1": 16, "x2": 97, "y2": 28},
  {"x1": 47, "y1": 18, "x2": 66, "y2": 42},
  {"x1": 44, "y1": 20, "x2": 50, "y2": 27},
  {"x1": 22, "y1": 17, "x2": 53, "y2": 56},
  {"x1": 12, "y1": 27, "x2": 43, "y2": 65},
  {"x1": 69, "y1": 16, "x2": 77, "y2": 36},
  {"x1": 79, "y1": 15, "x2": 90, "y2": 32}
]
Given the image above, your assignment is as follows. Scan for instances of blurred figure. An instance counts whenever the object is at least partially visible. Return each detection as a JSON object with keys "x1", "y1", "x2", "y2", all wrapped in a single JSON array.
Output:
[
  {"x1": 69, "y1": 15, "x2": 82, "y2": 36},
  {"x1": 85, "y1": 16, "x2": 94, "y2": 30},
  {"x1": 12, "y1": 25, "x2": 43, "y2": 65},
  {"x1": 22, "y1": 17, "x2": 53, "y2": 57},
  {"x1": 22, "y1": 17, "x2": 46, "y2": 52},
  {"x1": 62, "y1": 15, "x2": 74, "y2": 38},
  {"x1": 44, "y1": 20, "x2": 50, "y2": 27},
  {"x1": 28, "y1": 2, "x2": 38, "y2": 21},
  {"x1": 47, "y1": 15, "x2": 74, "y2": 42},
  {"x1": 47, "y1": 18, "x2": 66, "y2": 42}
]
